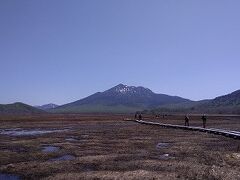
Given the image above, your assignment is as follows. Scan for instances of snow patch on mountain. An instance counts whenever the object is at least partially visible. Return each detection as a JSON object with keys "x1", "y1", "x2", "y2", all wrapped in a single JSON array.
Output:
[{"x1": 115, "y1": 85, "x2": 137, "y2": 94}]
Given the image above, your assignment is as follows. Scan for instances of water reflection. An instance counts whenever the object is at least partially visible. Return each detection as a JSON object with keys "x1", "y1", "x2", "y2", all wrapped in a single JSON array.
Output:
[
  {"x1": 0, "y1": 128, "x2": 67, "y2": 136},
  {"x1": 0, "y1": 173, "x2": 20, "y2": 180},
  {"x1": 42, "y1": 146, "x2": 60, "y2": 153},
  {"x1": 49, "y1": 155, "x2": 75, "y2": 161}
]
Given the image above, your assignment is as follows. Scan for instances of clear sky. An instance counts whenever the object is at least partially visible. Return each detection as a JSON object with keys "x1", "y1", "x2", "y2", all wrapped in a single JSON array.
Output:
[{"x1": 0, "y1": 0, "x2": 240, "y2": 105}]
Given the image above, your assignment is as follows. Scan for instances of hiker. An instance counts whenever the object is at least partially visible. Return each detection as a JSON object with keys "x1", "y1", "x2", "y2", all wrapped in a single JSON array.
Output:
[
  {"x1": 138, "y1": 114, "x2": 142, "y2": 120},
  {"x1": 201, "y1": 114, "x2": 207, "y2": 128},
  {"x1": 135, "y1": 113, "x2": 138, "y2": 119},
  {"x1": 185, "y1": 114, "x2": 190, "y2": 126}
]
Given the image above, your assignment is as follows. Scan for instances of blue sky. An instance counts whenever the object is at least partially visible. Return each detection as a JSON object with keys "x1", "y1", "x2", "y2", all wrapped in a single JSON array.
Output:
[{"x1": 0, "y1": 0, "x2": 240, "y2": 105}]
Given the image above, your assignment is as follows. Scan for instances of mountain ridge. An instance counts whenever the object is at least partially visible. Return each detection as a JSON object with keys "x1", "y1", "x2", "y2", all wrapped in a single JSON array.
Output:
[
  {"x1": 149, "y1": 89, "x2": 240, "y2": 114},
  {"x1": 52, "y1": 84, "x2": 191, "y2": 113},
  {"x1": 1, "y1": 85, "x2": 239, "y2": 114},
  {"x1": 0, "y1": 102, "x2": 46, "y2": 115}
]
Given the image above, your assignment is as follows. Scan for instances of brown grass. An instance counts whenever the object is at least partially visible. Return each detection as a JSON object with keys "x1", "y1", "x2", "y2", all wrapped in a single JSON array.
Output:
[{"x1": 0, "y1": 114, "x2": 240, "y2": 179}]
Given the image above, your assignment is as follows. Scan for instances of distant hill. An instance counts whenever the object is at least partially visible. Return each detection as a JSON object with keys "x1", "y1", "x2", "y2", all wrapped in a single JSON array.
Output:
[
  {"x1": 198, "y1": 90, "x2": 240, "y2": 114},
  {"x1": 36, "y1": 103, "x2": 59, "y2": 110},
  {"x1": 0, "y1": 102, "x2": 45, "y2": 115},
  {"x1": 148, "y1": 89, "x2": 240, "y2": 114},
  {"x1": 52, "y1": 84, "x2": 191, "y2": 113},
  {"x1": 208, "y1": 90, "x2": 240, "y2": 107},
  {"x1": 2, "y1": 87, "x2": 239, "y2": 115}
]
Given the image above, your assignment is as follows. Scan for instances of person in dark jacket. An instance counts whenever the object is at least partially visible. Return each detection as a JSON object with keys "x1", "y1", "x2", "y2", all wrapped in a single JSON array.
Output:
[
  {"x1": 138, "y1": 114, "x2": 142, "y2": 120},
  {"x1": 201, "y1": 114, "x2": 207, "y2": 128},
  {"x1": 185, "y1": 114, "x2": 190, "y2": 126},
  {"x1": 135, "y1": 113, "x2": 138, "y2": 119}
]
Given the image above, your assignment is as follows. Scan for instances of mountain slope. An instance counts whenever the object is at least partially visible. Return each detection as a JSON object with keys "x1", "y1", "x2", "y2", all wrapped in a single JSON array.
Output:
[
  {"x1": 208, "y1": 90, "x2": 240, "y2": 107},
  {"x1": 197, "y1": 90, "x2": 240, "y2": 114},
  {"x1": 0, "y1": 102, "x2": 46, "y2": 115},
  {"x1": 149, "y1": 89, "x2": 240, "y2": 114},
  {"x1": 53, "y1": 84, "x2": 191, "y2": 113}
]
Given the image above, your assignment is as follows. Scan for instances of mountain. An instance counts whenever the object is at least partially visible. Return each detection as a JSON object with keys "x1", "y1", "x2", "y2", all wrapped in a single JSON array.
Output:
[
  {"x1": 209, "y1": 90, "x2": 240, "y2": 107},
  {"x1": 0, "y1": 102, "x2": 45, "y2": 115},
  {"x1": 197, "y1": 89, "x2": 240, "y2": 114},
  {"x1": 149, "y1": 89, "x2": 240, "y2": 114},
  {"x1": 52, "y1": 84, "x2": 191, "y2": 113},
  {"x1": 36, "y1": 103, "x2": 59, "y2": 110}
]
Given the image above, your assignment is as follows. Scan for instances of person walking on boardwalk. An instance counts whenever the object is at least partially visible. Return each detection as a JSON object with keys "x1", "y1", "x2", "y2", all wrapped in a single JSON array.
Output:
[
  {"x1": 185, "y1": 114, "x2": 190, "y2": 126},
  {"x1": 135, "y1": 113, "x2": 138, "y2": 119},
  {"x1": 138, "y1": 113, "x2": 142, "y2": 120},
  {"x1": 202, "y1": 114, "x2": 207, "y2": 128}
]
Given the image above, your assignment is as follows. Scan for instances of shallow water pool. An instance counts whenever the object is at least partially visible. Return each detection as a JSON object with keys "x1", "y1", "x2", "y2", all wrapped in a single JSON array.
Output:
[
  {"x1": 156, "y1": 142, "x2": 169, "y2": 149},
  {"x1": 49, "y1": 155, "x2": 75, "y2": 161},
  {"x1": 42, "y1": 146, "x2": 60, "y2": 153},
  {"x1": 0, "y1": 173, "x2": 20, "y2": 180},
  {"x1": 0, "y1": 128, "x2": 67, "y2": 136}
]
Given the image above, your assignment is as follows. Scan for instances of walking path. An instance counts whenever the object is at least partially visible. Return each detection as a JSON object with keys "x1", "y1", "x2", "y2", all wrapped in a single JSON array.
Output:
[{"x1": 134, "y1": 119, "x2": 240, "y2": 139}]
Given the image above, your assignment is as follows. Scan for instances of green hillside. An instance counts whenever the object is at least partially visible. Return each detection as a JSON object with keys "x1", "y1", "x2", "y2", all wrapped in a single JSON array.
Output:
[
  {"x1": 147, "y1": 90, "x2": 240, "y2": 114},
  {"x1": 0, "y1": 102, "x2": 45, "y2": 115}
]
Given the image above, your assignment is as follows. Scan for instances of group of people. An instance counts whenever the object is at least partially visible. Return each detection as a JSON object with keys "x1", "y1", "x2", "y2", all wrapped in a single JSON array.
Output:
[
  {"x1": 184, "y1": 114, "x2": 207, "y2": 128},
  {"x1": 135, "y1": 113, "x2": 142, "y2": 120},
  {"x1": 134, "y1": 112, "x2": 208, "y2": 128}
]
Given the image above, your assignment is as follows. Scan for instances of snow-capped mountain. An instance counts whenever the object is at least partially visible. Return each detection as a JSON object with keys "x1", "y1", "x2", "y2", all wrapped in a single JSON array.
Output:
[
  {"x1": 36, "y1": 103, "x2": 59, "y2": 110},
  {"x1": 106, "y1": 84, "x2": 153, "y2": 96},
  {"x1": 52, "y1": 84, "x2": 191, "y2": 113}
]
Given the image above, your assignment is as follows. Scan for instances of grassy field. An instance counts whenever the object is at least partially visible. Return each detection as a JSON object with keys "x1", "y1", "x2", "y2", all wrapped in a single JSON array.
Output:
[{"x1": 0, "y1": 114, "x2": 240, "y2": 179}]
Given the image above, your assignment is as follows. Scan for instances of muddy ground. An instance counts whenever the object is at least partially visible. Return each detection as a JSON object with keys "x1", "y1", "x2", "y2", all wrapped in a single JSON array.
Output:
[{"x1": 0, "y1": 114, "x2": 240, "y2": 180}]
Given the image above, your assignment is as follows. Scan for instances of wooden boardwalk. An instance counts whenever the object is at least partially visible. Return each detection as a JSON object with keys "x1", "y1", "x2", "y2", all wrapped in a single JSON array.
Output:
[{"x1": 134, "y1": 120, "x2": 240, "y2": 140}]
